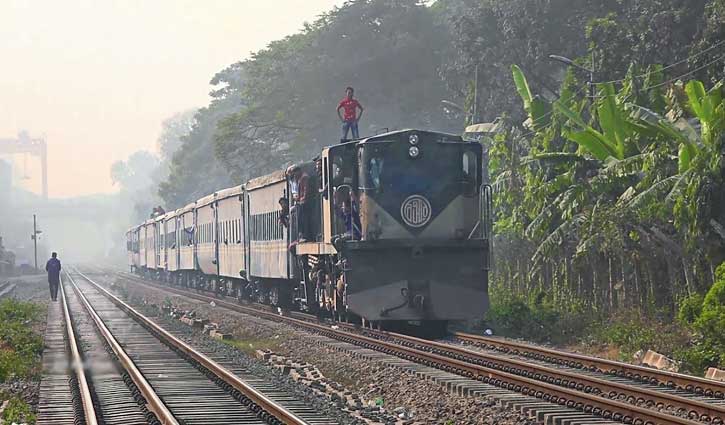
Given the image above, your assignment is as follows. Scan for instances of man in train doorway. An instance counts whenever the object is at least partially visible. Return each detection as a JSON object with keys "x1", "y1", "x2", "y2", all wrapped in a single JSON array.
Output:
[
  {"x1": 337, "y1": 86, "x2": 364, "y2": 142},
  {"x1": 288, "y1": 166, "x2": 312, "y2": 242},
  {"x1": 45, "y1": 252, "x2": 61, "y2": 302}
]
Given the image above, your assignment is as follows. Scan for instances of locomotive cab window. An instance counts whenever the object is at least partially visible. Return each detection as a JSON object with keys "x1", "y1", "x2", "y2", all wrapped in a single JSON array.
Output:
[
  {"x1": 358, "y1": 143, "x2": 391, "y2": 191},
  {"x1": 463, "y1": 150, "x2": 476, "y2": 180},
  {"x1": 462, "y1": 150, "x2": 478, "y2": 196}
]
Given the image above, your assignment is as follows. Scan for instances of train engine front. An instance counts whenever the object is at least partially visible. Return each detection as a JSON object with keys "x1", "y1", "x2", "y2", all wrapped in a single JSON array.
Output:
[{"x1": 310, "y1": 129, "x2": 491, "y2": 329}]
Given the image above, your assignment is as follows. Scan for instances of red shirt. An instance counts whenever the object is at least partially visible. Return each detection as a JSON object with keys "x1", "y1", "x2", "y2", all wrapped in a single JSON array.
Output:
[{"x1": 338, "y1": 98, "x2": 361, "y2": 121}]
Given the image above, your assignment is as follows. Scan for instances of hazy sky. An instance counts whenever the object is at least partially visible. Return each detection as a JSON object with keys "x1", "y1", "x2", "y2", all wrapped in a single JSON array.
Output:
[{"x1": 0, "y1": 0, "x2": 343, "y2": 198}]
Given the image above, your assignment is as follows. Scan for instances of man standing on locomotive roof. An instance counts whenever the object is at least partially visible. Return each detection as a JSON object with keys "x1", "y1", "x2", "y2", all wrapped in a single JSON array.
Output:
[
  {"x1": 337, "y1": 86, "x2": 364, "y2": 142},
  {"x1": 45, "y1": 252, "x2": 61, "y2": 302}
]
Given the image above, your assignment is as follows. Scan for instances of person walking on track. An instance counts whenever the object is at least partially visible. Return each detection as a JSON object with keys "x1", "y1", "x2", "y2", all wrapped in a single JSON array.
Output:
[
  {"x1": 45, "y1": 252, "x2": 61, "y2": 301},
  {"x1": 337, "y1": 86, "x2": 364, "y2": 142}
]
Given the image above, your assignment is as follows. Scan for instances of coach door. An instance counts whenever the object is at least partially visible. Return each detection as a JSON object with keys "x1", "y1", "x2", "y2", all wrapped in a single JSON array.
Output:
[{"x1": 322, "y1": 143, "x2": 358, "y2": 243}]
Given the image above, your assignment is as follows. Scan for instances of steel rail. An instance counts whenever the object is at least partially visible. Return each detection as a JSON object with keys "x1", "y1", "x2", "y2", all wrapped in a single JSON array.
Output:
[
  {"x1": 74, "y1": 270, "x2": 310, "y2": 425},
  {"x1": 362, "y1": 329, "x2": 725, "y2": 422},
  {"x1": 109, "y1": 273, "x2": 712, "y2": 425},
  {"x1": 64, "y1": 272, "x2": 179, "y2": 425},
  {"x1": 113, "y1": 270, "x2": 725, "y2": 402},
  {"x1": 59, "y1": 274, "x2": 99, "y2": 425},
  {"x1": 454, "y1": 332, "x2": 725, "y2": 398}
]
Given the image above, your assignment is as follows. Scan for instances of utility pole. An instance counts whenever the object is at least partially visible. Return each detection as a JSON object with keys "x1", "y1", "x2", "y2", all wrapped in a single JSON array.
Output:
[
  {"x1": 473, "y1": 64, "x2": 479, "y2": 124},
  {"x1": 31, "y1": 214, "x2": 42, "y2": 271}
]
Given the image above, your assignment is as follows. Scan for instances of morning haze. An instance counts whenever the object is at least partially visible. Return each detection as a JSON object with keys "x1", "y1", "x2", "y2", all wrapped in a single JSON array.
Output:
[{"x1": 0, "y1": 0, "x2": 343, "y2": 198}]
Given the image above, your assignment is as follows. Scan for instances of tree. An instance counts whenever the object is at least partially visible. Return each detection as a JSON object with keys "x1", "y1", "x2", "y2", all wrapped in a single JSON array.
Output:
[
  {"x1": 213, "y1": 0, "x2": 458, "y2": 182},
  {"x1": 157, "y1": 109, "x2": 197, "y2": 169}
]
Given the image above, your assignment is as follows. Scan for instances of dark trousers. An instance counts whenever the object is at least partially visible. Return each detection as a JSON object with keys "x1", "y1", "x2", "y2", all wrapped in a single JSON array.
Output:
[{"x1": 48, "y1": 277, "x2": 59, "y2": 300}]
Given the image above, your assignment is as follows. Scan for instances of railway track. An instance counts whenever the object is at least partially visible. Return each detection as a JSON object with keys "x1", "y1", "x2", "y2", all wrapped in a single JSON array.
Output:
[
  {"x1": 36, "y1": 269, "x2": 339, "y2": 425},
  {"x1": 453, "y1": 333, "x2": 725, "y2": 400},
  {"x1": 103, "y1": 268, "x2": 725, "y2": 425}
]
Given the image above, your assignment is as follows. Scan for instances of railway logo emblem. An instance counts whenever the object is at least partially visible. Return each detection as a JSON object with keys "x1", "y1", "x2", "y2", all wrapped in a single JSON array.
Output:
[{"x1": 401, "y1": 195, "x2": 432, "y2": 228}]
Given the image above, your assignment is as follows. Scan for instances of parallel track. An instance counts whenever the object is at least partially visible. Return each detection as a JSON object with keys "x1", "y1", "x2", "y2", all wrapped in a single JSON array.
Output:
[
  {"x1": 453, "y1": 332, "x2": 725, "y2": 400},
  {"x1": 37, "y1": 268, "x2": 337, "y2": 425},
  {"x1": 105, "y1": 269, "x2": 725, "y2": 425}
]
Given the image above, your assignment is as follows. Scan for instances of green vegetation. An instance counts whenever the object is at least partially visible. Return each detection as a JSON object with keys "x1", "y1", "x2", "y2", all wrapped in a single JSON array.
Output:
[
  {"x1": 222, "y1": 336, "x2": 282, "y2": 356},
  {"x1": 674, "y1": 263, "x2": 725, "y2": 373},
  {"x1": 0, "y1": 299, "x2": 43, "y2": 382},
  {"x1": 2, "y1": 397, "x2": 36, "y2": 424}
]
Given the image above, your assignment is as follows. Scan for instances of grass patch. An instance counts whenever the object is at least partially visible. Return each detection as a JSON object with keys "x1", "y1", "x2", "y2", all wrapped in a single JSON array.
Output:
[
  {"x1": 0, "y1": 299, "x2": 43, "y2": 382},
  {"x1": 222, "y1": 336, "x2": 282, "y2": 356},
  {"x1": 2, "y1": 397, "x2": 36, "y2": 424}
]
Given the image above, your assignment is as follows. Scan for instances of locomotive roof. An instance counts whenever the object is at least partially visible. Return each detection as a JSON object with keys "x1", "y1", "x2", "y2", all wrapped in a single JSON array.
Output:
[
  {"x1": 358, "y1": 128, "x2": 463, "y2": 144},
  {"x1": 215, "y1": 184, "x2": 244, "y2": 200},
  {"x1": 245, "y1": 169, "x2": 286, "y2": 191}
]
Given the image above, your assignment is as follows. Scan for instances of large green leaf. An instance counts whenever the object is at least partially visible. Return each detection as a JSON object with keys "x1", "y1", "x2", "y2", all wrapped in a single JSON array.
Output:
[
  {"x1": 511, "y1": 64, "x2": 533, "y2": 104},
  {"x1": 678, "y1": 143, "x2": 697, "y2": 173},
  {"x1": 685, "y1": 80, "x2": 709, "y2": 120},
  {"x1": 566, "y1": 130, "x2": 617, "y2": 160},
  {"x1": 627, "y1": 103, "x2": 701, "y2": 172},
  {"x1": 684, "y1": 80, "x2": 725, "y2": 147},
  {"x1": 511, "y1": 64, "x2": 550, "y2": 130},
  {"x1": 555, "y1": 100, "x2": 619, "y2": 159},
  {"x1": 596, "y1": 83, "x2": 628, "y2": 159}
]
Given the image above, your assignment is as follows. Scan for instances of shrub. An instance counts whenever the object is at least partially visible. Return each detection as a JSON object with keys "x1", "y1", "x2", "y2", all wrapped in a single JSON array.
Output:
[
  {"x1": 484, "y1": 291, "x2": 593, "y2": 344},
  {"x1": 676, "y1": 293, "x2": 704, "y2": 325},
  {"x1": 673, "y1": 262, "x2": 725, "y2": 372},
  {"x1": 2, "y1": 397, "x2": 36, "y2": 424},
  {"x1": 592, "y1": 316, "x2": 659, "y2": 360}
]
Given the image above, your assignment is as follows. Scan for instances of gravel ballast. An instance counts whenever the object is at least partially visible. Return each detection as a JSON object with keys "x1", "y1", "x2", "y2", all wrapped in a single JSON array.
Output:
[{"x1": 101, "y1": 273, "x2": 534, "y2": 425}]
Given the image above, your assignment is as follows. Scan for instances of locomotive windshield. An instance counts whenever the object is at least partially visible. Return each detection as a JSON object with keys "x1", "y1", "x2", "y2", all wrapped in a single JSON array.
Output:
[{"x1": 358, "y1": 138, "x2": 481, "y2": 195}]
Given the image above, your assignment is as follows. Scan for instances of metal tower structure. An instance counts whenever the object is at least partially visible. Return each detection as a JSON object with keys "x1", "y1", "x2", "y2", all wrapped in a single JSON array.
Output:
[{"x1": 0, "y1": 132, "x2": 48, "y2": 199}]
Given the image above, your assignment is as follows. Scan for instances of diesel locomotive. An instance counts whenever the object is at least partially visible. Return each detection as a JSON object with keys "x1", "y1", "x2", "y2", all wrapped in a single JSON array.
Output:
[{"x1": 127, "y1": 129, "x2": 491, "y2": 329}]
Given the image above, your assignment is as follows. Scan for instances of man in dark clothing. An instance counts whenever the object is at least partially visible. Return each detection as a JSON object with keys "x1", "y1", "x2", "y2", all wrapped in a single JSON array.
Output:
[
  {"x1": 45, "y1": 252, "x2": 61, "y2": 301},
  {"x1": 293, "y1": 167, "x2": 313, "y2": 241},
  {"x1": 338, "y1": 196, "x2": 362, "y2": 240},
  {"x1": 278, "y1": 197, "x2": 289, "y2": 228}
]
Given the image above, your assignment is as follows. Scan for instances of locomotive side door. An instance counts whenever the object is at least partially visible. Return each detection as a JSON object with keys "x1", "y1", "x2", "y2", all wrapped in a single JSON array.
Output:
[{"x1": 321, "y1": 143, "x2": 358, "y2": 244}]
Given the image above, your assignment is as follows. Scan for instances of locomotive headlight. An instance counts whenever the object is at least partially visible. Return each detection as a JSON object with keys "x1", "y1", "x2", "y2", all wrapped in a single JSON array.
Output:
[
  {"x1": 409, "y1": 146, "x2": 420, "y2": 158},
  {"x1": 408, "y1": 134, "x2": 419, "y2": 145}
]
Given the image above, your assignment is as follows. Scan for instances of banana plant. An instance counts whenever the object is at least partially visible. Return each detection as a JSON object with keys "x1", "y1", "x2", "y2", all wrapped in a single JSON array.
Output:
[
  {"x1": 628, "y1": 80, "x2": 723, "y2": 173},
  {"x1": 553, "y1": 83, "x2": 639, "y2": 161},
  {"x1": 685, "y1": 80, "x2": 724, "y2": 149},
  {"x1": 511, "y1": 64, "x2": 550, "y2": 131}
]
